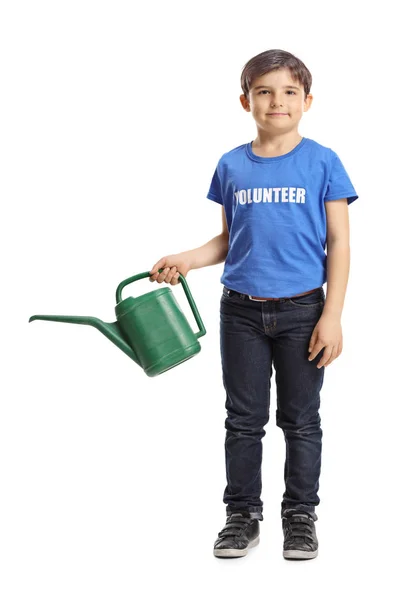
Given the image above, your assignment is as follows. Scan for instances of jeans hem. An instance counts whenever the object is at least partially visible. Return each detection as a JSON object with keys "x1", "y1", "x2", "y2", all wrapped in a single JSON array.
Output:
[
  {"x1": 281, "y1": 505, "x2": 318, "y2": 521},
  {"x1": 226, "y1": 506, "x2": 264, "y2": 521}
]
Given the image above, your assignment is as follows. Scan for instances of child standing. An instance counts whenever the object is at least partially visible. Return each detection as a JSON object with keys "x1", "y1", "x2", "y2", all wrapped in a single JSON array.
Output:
[{"x1": 149, "y1": 49, "x2": 358, "y2": 560}]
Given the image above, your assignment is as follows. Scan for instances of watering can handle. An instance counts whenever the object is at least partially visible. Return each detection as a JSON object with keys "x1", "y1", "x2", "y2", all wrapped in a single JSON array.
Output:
[{"x1": 115, "y1": 270, "x2": 206, "y2": 339}]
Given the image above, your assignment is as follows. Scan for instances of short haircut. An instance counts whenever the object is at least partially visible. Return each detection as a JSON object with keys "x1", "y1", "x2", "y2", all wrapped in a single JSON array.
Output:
[{"x1": 240, "y1": 49, "x2": 312, "y2": 99}]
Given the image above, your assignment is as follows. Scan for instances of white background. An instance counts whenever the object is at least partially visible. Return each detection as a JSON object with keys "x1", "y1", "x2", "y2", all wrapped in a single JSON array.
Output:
[{"x1": 1, "y1": 1, "x2": 399, "y2": 598}]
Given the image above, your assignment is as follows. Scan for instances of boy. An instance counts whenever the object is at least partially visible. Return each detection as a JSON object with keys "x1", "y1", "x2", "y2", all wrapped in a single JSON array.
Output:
[{"x1": 149, "y1": 49, "x2": 358, "y2": 560}]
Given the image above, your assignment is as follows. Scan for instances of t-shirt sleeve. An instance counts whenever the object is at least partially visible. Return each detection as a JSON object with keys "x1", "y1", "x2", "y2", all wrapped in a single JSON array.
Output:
[
  {"x1": 324, "y1": 151, "x2": 359, "y2": 205},
  {"x1": 206, "y1": 163, "x2": 224, "y2": 205}
]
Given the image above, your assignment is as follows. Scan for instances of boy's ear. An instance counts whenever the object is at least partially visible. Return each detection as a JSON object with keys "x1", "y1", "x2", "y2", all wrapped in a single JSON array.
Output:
[
  {"x1": 240, "y1": 94, "x2": 251, "y2": 112},
  {"x1": 304, "y1": 94, "x2": 313, "y2": 111}
]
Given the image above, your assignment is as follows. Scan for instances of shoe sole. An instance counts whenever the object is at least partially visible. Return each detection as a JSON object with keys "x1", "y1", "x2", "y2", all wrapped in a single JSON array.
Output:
[
  {"x1": 283, "y1": 549, "x2": 318, "y2": 560},
  {"x1": 214, "y1": 535, "x2": 260, "y2": 558}
]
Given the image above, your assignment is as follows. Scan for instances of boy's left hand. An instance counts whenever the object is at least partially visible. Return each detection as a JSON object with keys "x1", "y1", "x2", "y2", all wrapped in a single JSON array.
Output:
[{"x1": 308, "y1": 315, "x2": 343, "y2": 368}]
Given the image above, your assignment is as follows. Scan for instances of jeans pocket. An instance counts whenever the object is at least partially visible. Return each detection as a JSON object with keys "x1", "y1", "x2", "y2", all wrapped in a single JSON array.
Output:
[
  {"x1": 221, "y1": 287, "x2": 246, "y2": 308},
  {"x1": 221, "y1": 286, "x2": 242, "y2": 300},
  {"x1": 288, "y1": 288, "x2": 325, "y2": 308},
  {"x1": 222, "y1": 286, "x2": 231, "y2": 299}
]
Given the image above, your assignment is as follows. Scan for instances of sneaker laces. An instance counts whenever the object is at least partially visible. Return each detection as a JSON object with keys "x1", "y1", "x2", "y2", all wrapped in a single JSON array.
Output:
[{"x1": 283, "y1": 512, "x2": 315, "y2": 546}]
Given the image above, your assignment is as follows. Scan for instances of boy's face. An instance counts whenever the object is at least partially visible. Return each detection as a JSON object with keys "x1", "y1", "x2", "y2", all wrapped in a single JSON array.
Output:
[{"x1": 240, "y1": 68, "x2": 312, "y2": 133}]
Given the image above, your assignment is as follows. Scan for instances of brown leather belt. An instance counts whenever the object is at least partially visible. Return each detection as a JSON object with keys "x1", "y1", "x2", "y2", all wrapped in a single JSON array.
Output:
[{"x1": 248, "y1": 287, "x2": 320, "y2": 302}]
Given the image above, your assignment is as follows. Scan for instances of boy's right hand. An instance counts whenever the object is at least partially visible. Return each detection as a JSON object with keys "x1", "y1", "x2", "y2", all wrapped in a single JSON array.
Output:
[{"x1": 149, "y1": 254, "x2": 192, "y2": 285}]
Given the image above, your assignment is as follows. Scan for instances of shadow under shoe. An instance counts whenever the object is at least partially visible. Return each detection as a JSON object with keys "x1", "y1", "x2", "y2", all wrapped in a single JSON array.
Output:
[
  {"x1": 214, "y1": 510, "x2": 260, "y2": 558},
  {"x1": 282, "y1": 510, "x2": 319, "y2": 560}
]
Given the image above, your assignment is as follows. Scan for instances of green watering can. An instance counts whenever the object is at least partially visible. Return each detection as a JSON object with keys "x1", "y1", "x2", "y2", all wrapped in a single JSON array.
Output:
[{"x1": 29, "y1": 270, "x2": 206, "y2": 377}]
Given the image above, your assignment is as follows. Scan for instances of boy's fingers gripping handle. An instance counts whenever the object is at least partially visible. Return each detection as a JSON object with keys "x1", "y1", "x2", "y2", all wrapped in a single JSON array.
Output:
[{"x1": 149, "y1": 258, "x2": 164, "y2": 279}]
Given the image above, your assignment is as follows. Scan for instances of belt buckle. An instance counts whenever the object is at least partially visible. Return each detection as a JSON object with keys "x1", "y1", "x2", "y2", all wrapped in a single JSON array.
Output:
[{"x1": 248, "y1": 295, "x2": 267, "y2": 302}]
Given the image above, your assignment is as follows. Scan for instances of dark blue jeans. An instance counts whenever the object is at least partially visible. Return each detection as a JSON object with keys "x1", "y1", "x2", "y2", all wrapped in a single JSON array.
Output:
[{"x1": 220, "y1": 285, "x2": 326, "y2": 523}]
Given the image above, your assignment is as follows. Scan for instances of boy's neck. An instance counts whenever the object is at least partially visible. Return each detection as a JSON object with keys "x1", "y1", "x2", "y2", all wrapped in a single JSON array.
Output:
[{"x1": 251, "y1": 130, "x2": 303, "y2": 158}]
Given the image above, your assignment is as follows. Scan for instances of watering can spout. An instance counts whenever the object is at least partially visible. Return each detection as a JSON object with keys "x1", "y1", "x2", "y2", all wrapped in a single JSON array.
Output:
[{"x1": 28, "y1": 314, "x2": 141, "y2": 366}]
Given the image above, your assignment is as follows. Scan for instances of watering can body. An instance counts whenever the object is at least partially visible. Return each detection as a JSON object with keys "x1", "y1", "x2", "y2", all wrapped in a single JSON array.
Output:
[
  {"x1": 115, "y1": 280, "x2": 204, "y2": 376},
  {"x1": 29, "y1": 270, "x2": 206, "y2": 377}
]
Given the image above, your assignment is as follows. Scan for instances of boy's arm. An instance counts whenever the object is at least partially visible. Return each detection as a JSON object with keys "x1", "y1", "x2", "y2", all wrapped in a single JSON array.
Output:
[
  {"x1": 184, "y1": 207, "x2": 229, "y2": 270},
  {"x1": 221, "y1": 206, "x2": 229, "y2": 237},
  {"x1": 323, "y1": 198, "x2": 350, "y2": 319}
]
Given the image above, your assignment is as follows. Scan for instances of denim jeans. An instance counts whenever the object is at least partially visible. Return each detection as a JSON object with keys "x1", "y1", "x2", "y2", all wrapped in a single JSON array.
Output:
[{"x1": 220, "y1": 284, "x2": 326, "y2": 523}]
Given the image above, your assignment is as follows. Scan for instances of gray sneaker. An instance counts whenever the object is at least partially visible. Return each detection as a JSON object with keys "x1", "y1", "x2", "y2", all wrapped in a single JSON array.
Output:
[
  {"x1": 282, "y1": 510, "x2": 318, "y2": 560},
  {"x1": 214, "y1": 511, "x2": 260, "y2": 558}
]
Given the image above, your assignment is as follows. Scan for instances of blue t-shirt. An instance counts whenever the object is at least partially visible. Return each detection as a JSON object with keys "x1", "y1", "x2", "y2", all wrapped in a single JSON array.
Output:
[{"x1": 206, "y1": 137, "x2": 358, "y2": 297}]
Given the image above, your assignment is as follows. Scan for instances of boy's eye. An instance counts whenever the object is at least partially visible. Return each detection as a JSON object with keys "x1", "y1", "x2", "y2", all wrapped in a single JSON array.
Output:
[{"x1": 258, "y1": 90, "x2": 295, "y2": 95}]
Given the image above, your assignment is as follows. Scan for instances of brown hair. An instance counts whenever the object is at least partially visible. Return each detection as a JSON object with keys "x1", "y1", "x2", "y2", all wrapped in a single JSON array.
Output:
[{"x1": 240, "y1": 49, "x2": 312, "y2": 99}]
